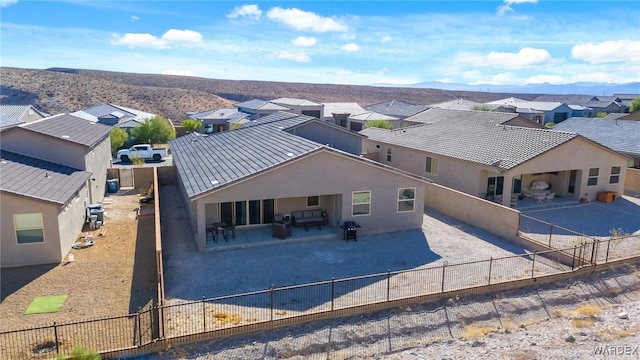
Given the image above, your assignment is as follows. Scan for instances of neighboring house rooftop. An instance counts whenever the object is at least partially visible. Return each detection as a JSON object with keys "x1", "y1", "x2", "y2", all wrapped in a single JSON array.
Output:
[
  {"x1": 18, "y1": 113, "x2": 112, "y2": 147},
  {"x1": 322, "y1": 102, "x2": 366, "y2": 116},
  {"x1": 533, "y1": 94, "x2": 597, "y2": 103},
  {"x1": 485, "y1": 98, "x2": 566, "y2": 112},
  {"x1": 361, "y1": 108, "x2": 578, "y2": 170},
  {"x1": 0, "y1": 104, "x2": 48, "y2": 127},
  {"x1": 189, "y1": 108, "x2": 249, "y2": 123},
  {"x1": 72, "y1": 103, "x2": 155, "y2": 124},
  {"x1": 170, "y1": 112, "x2": 323, "y2": 198},
  {"x1": 235, "y1": 99, "x2": 291, "y2": 111},
  {"x1": 364, "y1": 100, "x2": 429, "y2": 119},
  {"x1": 430, "y1": 99, "x2": 481, "y2": 110},
  {"x1": 348, "y1": 111, "x2": 398, "y2": 122},
  {"x1": 551, "y1": 117, "x2": 640, "y2": 156},
  {"x1": 271, "y1": 98, "x2": 322, "y2": 107},
  {"x1": 0, "y1": 150, "x2": 91, "y2": 204}
]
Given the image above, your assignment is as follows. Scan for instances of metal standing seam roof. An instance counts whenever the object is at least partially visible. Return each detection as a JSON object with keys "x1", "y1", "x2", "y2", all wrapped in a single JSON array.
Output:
[
  {"x1": 170, "y1": 112, "x2": 323, "y2": 198},
  {"x1": 348, "y1": 111, "x2": 398, "y2": 121},
  {"x1": 271, "y1": 98, "x2": 323, "y2": 106},
  {"x1": 20, "y1": 114, "x2": 112, "y2": 147},
  {"x1": 235, "y1": 99, "x2": 292, "y2": 111},
  {"x1": 364, "y1": 100, "x2": 430, "y2": 118},
  {"x1": 360, "y1": 108, "x2": 578, "y2": 170},
  {"x1": 552, "y1": 117, "x2": 640, "y2": 156},
  {"x1": 0, "y1": 150, "x2": 91, "y2": 204},
  {"x1": 0, "y1": 104, "x2": 48, "y2": 121}
]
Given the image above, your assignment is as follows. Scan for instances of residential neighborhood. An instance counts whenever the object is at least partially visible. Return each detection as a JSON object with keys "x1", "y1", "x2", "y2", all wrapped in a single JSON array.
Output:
[{"x1": 2, "y1": 90, "x2": 639, "y2": 360}]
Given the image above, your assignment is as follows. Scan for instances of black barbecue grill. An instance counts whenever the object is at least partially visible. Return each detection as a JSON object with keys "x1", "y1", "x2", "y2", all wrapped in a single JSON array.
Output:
[{"x1": 341, "y1": 221, "x2": 361, "y2": 241}]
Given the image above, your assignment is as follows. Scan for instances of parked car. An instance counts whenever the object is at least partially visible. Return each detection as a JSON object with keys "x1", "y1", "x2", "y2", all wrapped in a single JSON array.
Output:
[{"x1": 116, "y1": 144, "x2": 168, "y2": 162}]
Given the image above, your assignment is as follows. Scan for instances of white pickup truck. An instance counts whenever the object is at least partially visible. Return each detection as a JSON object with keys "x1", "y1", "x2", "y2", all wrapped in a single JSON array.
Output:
[{"x1": 116, "y1": 144, "x2": 168, "y2": 162}]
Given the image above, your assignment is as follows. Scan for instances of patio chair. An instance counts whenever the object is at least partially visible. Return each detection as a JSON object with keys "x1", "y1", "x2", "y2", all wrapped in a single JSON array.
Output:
[
  {"x1": 522, "y1": 188, "x2": 534, "y2": 200},
  {"x1": 223, "y1": 219, "x2": 236, "y2": 241},
  {"x1": 544, "y1": 192, "x2": 555, "y2": 202}
]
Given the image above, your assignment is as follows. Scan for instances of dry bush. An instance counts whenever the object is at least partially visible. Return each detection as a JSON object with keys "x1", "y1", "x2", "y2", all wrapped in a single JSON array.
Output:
[
  {"x1": 461, "y1": 324, "x2": 495, "y2": 340},
  {"x1": 575, "y1": 304, "x2": 601, "y2": 317},
  {"x1": 570, "y1": 303, "x2": 601, "y2": 328}
]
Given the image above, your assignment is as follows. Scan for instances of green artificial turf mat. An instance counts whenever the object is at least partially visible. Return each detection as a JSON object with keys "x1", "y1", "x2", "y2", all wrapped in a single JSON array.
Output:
[{"x1": 24, "y1": 295, "x2": 68, "y2": 315}]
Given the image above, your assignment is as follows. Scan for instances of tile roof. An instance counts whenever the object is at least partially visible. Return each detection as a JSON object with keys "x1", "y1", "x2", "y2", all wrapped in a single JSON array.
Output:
[
  {"x1": 365, "y1": 100, "x2": 429, "y2": 118},
  {"x1": 430, "y1": 99, "x2": 480, "y2": 110},
  {"x1": 323, "y1": 102, "x2": 366, "y2": 116},
  {"x1": 271, "y1": 98, "x2": 322, "y2": 106},
  {"x1": 0, "y1": 104, "x2": 48, "y2": 123},
  {"x1": 235, "y1": 99, "x2": 291, "y2": 111},
  {"x1": 533, "y1": 94, "x2": 597, "y2": 103},
  {"x1": 0, "y1": 150, "x2": 91, "y2": 204},
  {"x1": 552, "y1": 117, "x2": 640, "y2": 156},
  {"x1": 348, "y1": 111, "x2": 398, "y2": 121},
  {"x1": 170, "y1": 112, "x2": 323, "y2": 198},
  {"x1": 20, "y1": 114, "x2": 112, "y2": 147},
  {"x1": 360, "y1": 108, "x2": 578, "y2": 170},
  {"x1": 486, "y1": 98, "x2": 566, "y2": 111},
  {"x1": 190, "y1": 108, "x2": 248, "y2": 121}
]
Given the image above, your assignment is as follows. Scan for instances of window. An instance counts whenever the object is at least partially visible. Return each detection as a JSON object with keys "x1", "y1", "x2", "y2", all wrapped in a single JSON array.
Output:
[
  {"x1": 397, "y1": 188, "x2": 415, "y2": 212},
  {"x1": 386, "y1": 148, "x2": 392, "y2": 161},
  {"x1": 307, "y1": 196, "x2": 319, "y2": 207},
  {"x1": 610, "y1": 166, "x2": 621, "y2": 184},
  {"x1": 587, "y1": 168, "x2": 599, "y2": 186},
  {"x1": 352, "y1": 191, "x2": 371, "y2": 216},
  {"x1": 425, "y1": 157, "x2": 439, "y2": 175},
  {"x1": 14, "y1": 213, "x2": 44, "y2": 244}
]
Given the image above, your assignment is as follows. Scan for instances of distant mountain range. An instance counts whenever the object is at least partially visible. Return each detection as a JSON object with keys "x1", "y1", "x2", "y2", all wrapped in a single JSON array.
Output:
[{"x1": 403, "y1": 81, "x2": 640, "y2": 96}]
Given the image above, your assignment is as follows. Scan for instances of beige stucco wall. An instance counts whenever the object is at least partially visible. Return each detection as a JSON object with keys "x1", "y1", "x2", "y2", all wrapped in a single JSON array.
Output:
[
  {"x1": 287, "y1": 122, "x2": 363, "y2": 155},
  {"x1": 0, "y1": 129, "x2": 87, "y2": 170},
  {"x1": 424, "y1": 183, "x2": 520, "y2": 241},
  {"x1": 190, "y1": 150, "x2": 426, "y2": 250},
  {"x1": 56, "y1": 186, "x2": 90, "y2": 261},
  {"x1": 84, "y1": 137, "x2": 112, "y2": 203},
  {"x1": 364, "y1": 136, "x2": 628, "y2": 205},
  {"x1": 1, "y1": 193, "x2": 61, "y2": 267},
  {"x1": 625, "y1": 168, "x2": 640, "y2": 192}
]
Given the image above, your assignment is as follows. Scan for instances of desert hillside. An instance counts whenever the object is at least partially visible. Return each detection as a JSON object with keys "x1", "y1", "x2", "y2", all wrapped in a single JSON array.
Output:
[{"x1": 1, "y1": 67, "x2": 540, "y2": 124}]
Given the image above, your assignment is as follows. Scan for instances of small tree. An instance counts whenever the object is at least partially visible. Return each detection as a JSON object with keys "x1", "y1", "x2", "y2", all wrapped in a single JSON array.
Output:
[
  {"x1": 472, "y1": 104, "x2": 491, "y2": 111},
  {"x1": 365, "y1": 119, "x2": 394, "y2": 129},
  {"x1": 130, "y1": 116, "x2": 176, "y2": 145},
  {"x1": 544, "y1": 122, "x2": 555, "y2": 128},
  {"x1": 181, "y1": 118, "x2": 202, "y2": 133},
  {"x1": 229, "y1": 123, "x2": 243, "y2": 131},
  {"x1": 629, "y1": 98, "x2": 640, "y2": 113},
  {"x1": 109, "y1": 127, "x2": 128, "y2": 156},
  {"x1": 596, "y1": 112, "x2": 607, "y2": 118}
]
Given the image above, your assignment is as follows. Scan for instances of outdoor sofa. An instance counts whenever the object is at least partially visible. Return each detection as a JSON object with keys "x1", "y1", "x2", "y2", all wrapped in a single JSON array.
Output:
[{"x1": 291, "y1": 210, "x2": 328, "y2": 231}]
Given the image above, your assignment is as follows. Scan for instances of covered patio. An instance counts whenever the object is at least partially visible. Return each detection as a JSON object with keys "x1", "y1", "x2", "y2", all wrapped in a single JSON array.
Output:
[{"x1": 204, "y1": 224, "x2": 342, "y2": 251}]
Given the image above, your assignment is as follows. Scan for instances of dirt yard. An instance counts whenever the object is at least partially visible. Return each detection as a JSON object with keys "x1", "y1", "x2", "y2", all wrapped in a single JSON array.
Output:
[{"x1": 0, "y1": 189, "x2": 157, "y2": 332}]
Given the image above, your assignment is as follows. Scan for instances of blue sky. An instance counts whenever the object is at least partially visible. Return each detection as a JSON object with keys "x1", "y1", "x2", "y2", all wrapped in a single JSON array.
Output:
[{"x1": 1, "y1": 1, "x2": 639, "y2": 86}]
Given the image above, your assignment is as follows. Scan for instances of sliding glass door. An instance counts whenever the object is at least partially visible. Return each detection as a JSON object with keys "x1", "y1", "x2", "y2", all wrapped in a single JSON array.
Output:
[{"x1": 220, "y1": 199, "x2": 274, "y2": 227}]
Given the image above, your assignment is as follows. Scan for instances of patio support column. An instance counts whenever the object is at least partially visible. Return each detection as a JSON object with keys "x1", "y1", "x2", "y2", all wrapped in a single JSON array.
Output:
[
  {"x1": 501, "y1": 174, "x2": 513, "y2": 207},
  {"x1": 196, "y1": 200, "x2": 206, "y2": 252}
]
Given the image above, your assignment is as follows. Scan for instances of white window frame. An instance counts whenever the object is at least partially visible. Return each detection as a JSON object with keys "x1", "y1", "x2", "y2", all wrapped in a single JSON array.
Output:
[
  {"x1": 14, "y1": 213, "x2": 45, "y2": 244},
  {"x1": 426, "y1": 156, "x2": 439, "y2": 175},
  {"x1": 397, "y1": 187, "x2": 416, "y2": 213},
  {"x1": 587, "y1": 167, "x2": 599, "y2": 186},
  {"x1": 352, "y1": 190, "x2": 371, "y2": 216},
  {"x1": 306, "y1": 195, "x2": 319, "y2": 207},
  {"x1": 610, "y1": 166, "x2": 621, "y2": 184}
]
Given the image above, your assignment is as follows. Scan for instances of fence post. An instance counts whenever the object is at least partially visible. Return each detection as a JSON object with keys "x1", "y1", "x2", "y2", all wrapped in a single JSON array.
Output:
[
  {"x1": 605, "y1": 239, "x2": 611, "y2": 263},
  {"x1": 548, "y1": 224, "x2": 553, "y2": 247},
  {"x1": 488, "y1": 257, "x2": 493, "y2": 285},
  {"x1": 331, "y1": 278, "x2": 335, "y2": 311},
  {"x1": 137, "y1": 307, "x2": 142, "y2": 346},
  {"x1": 441, "y1": 261, "x2": 447, "y2": 293},
  {"x1": 202, "y1": 297, "x2": 206, "y2": 332},
  {"x1": 386, "y1": 270, "x2": 391, "y2": 302},
  {"x1": 531, "y1": 252, "x2": 536, "y2": 278},
  {"x1": 270, "y1": 285, "x2": 274, "y2": 322},
  {"x1": 591, "y1": 239, "x2": 597, "y2": 265},
  {"x1": 53, "y1": 322, "x2": 59, "y2": 354},
  {"x1": 572, "y1": 246, "x2": 577, "y2": 270}
]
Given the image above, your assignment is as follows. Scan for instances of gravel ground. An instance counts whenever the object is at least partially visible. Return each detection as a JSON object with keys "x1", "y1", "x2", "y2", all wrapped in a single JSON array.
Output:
[{"x1": 136, "y1": 262, "x2": 640, "y2": 360}]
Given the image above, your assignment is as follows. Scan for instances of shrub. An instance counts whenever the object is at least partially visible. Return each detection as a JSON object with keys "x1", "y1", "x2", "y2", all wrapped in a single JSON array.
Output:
[
  {"x1": 365, "y1": 119, "x2": 393, "y2": 129},
  {"x1": 472, "y1": 104, "x2": 491, "y2": 111},
  {"x1": 131, "y1": 155, "x2": 145, "y2": 167},
  {"x1": 55, "y1": 345, "x2": 101, "y2": 360}
]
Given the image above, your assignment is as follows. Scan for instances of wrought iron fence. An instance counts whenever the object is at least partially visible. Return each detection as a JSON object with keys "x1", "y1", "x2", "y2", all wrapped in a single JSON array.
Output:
[{"x1": 3, "y1": 236, "x2": 639, "y2": 358}]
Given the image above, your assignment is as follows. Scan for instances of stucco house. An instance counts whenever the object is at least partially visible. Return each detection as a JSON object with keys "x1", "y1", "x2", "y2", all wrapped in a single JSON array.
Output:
[
  {"x1": 270, "y1": 98, "x2": 324, "y2": 119},
  {"x1": 170, "y1": 111, "x2": 428, "y2": 251},
  {"x1": 552, "y1": 117, "x2": 640, "y2": 169},
  {"x1": 188, "y1": 108, "x2": 249, "y2": 133},
  {"x1": 0, "y1": 114, "x2": 112, "y2": 267},
  {"x1": 485, "y1": 97, "x2": 574, "y2": 125},
  {"x1": 322, "y1": 102, "x2": 367, "y2": 125},
  {"x1": 234, "y1": 99, "x2": 292, "y2": 120},
  {"x1": 360, "y1": 108, "x2": 628, "y2": 207},
  {"x1": 72, "y1": 103, "x2": 155, "y2": 128},
  {"x1": 0, "y1": 104, "x2": 49, "y2": 127},
  {"x1": 364, "y1": 100, "x2": 429, "y2": 120}
]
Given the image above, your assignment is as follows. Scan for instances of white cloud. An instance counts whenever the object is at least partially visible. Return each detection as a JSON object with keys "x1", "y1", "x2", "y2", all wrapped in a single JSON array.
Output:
[
  {"x1": 162, "y1": 29, "x2": 202, "y2": 43},
  {"x1": 340, "y1": 43, "x2": 360, "y2": 52},
  {"x1": 497, "y1": 0, "x2": 538, "y2": 16},
  {"x1": 0, "y1": 0, "x2": 18, "y2": 7},
  {"x1": 227, "y1": 4, "x2": 262, "y2": 20},
  {"x1": 162, "y1": 69, "x2": 197, "y2": 77},
  {"x1": 525, "y1": 74, "x2": 567, "y2": 85},
  {"x1": 469, "y1": 72, "x2": 521, "y2": 85},
  {"x1": 111, "y1": 29, "x2": 202, "y2": 49},
  {"x1": 267, "y1": 7, "x2": 348, "y2": 32},
  {"x1": 334, "y1": 70, "x2": 352, "y2": 76},
  {"x1": 380, "y1": 35, "x2": 392, "y2": 43},
  {"x1": 274, "y1": 51, "x2": 311, "y2": 63},
  {"x1": 292, "y1": 36, "x2": 317, "y2": 47},
  {"x1": 571, "y1": 40, "x2": 640, "y2": 64},
  {"x1": 486, "y1": 47, "x2": 554, "y2": 69},
  {"x1": 111, "y1": 33, "x2": 168, "y2": 49},
  {"x1": 131, "y1": 15, "x2": 139, "y2": 21}
]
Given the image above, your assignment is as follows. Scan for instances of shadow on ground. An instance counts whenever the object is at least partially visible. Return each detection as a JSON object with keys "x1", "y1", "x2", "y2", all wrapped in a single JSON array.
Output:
[
  {"x1": 0, "y1": 264, "x2": 56, "y2": 301},
  {"x1": 128, "y1": 212, "x2": 158, "y2": 313}
]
